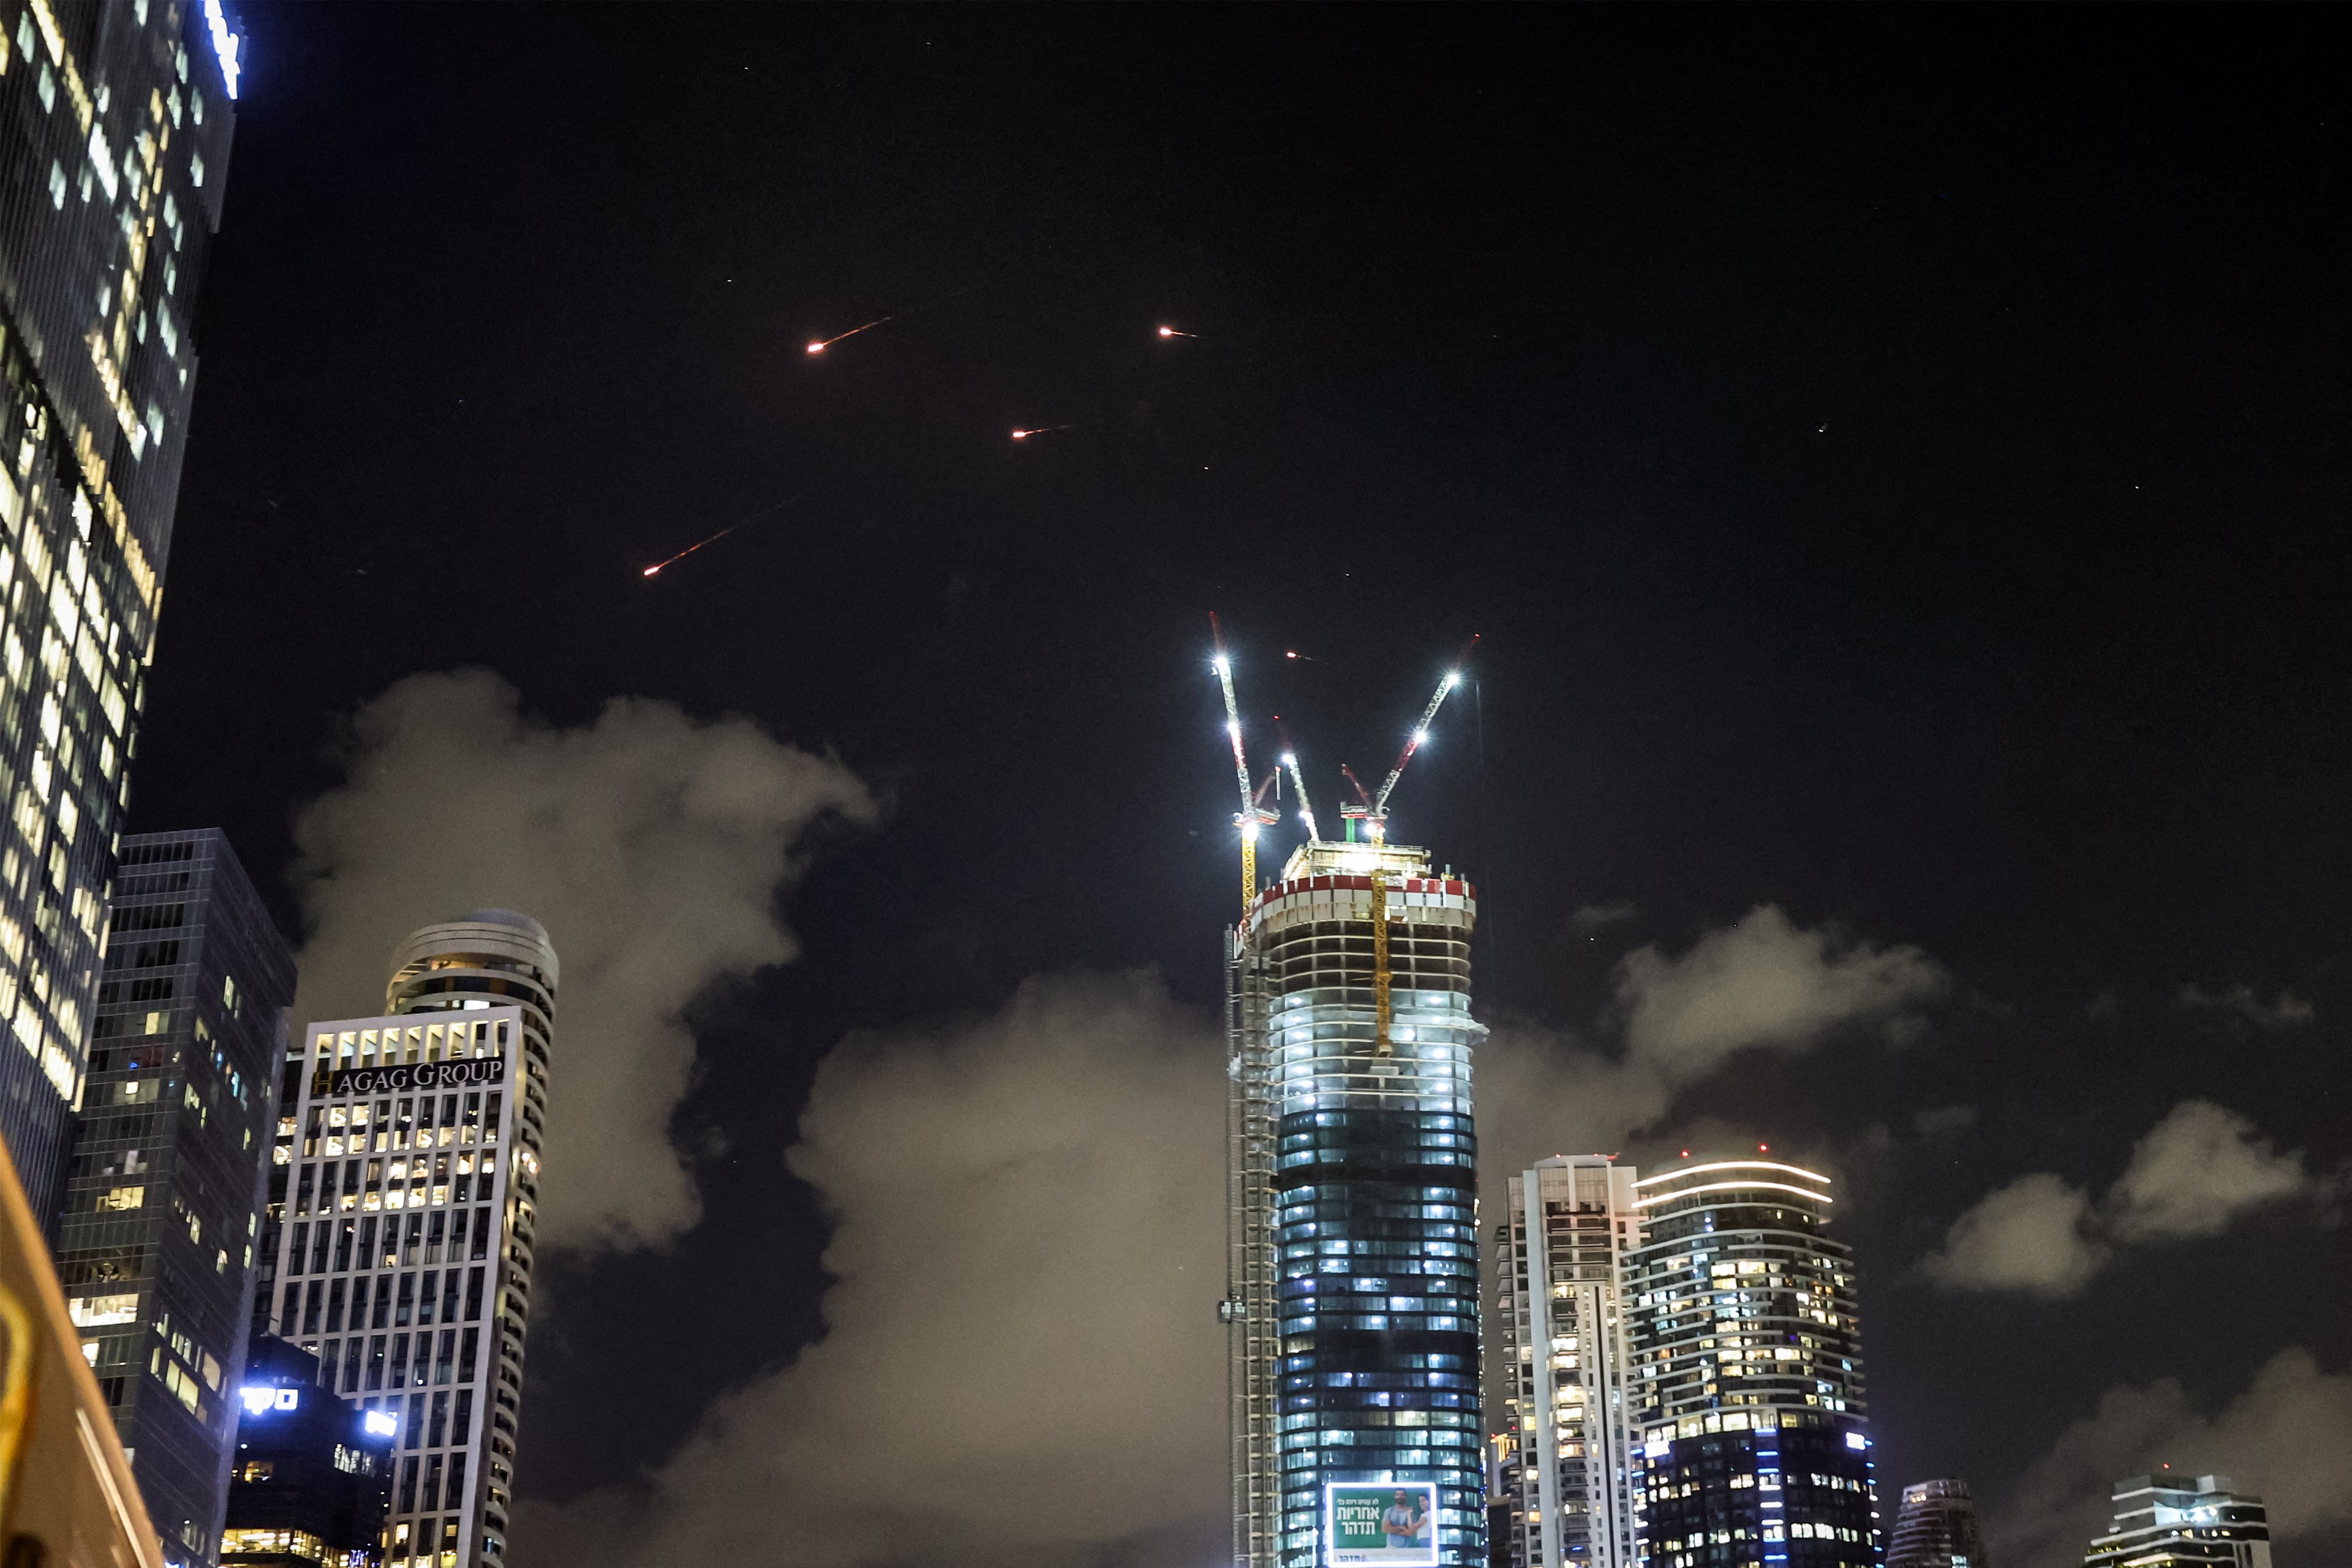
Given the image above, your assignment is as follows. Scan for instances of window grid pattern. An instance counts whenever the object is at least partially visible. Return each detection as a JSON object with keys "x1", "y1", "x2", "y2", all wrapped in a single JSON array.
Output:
[
  {"x1": 268, "y1": 1003, "x2": 541, "y2": 1568},
  {"x1": 1237, "y1": 843, "x2": 1487, "y2": 1568}
]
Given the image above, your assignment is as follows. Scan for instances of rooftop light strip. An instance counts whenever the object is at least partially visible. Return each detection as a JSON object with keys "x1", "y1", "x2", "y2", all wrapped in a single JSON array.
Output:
[
  {"x1": 1632, "y1": 1161, "x2": 1831, "y2": 1189},
  {"x1": 1630, "y1": 1180, "x2": 1836, "y2": 1209}
]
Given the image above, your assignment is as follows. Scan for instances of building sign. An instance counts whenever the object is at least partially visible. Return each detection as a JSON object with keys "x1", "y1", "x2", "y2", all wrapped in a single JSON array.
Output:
[
  {"x1": 1326, "y1": 1483, "x2": 1439, "y2": 1568},
  {"x1": 324, "y1": 1059, "x2": 505, "y2": 1098}
]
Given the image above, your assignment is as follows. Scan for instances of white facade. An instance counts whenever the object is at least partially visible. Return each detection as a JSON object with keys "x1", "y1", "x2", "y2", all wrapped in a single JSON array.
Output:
[
  {"x1": 265, "y1": 911, "x2": 553, "y2": 1568},
  {"x1": 1494, "y1": 1156, "x2": 1642, "y2": 1568}
]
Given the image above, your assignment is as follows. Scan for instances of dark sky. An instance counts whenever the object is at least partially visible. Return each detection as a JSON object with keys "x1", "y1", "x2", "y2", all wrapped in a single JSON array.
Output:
[{"x1": 132, "y1": 6, "x2": 2350, "y2": 1561}]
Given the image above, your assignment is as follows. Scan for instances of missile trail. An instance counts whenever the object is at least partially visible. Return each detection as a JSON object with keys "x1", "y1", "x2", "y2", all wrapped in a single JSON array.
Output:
[
  {"x1": 806, "y1": 317, "x2": 893, "y2": 355},
  {"x1": 804, "y1": 283, "x2": 987, "y2": 356},
  {"x1": 1010, "y1": 424, "x2": 1079, "y2": 440},
  {"x1": 640, "y1": 497, "x2": 798, "y2": 578},
  {"x1": 642, "y1": 527, "x2": 735, "y2": 576}
]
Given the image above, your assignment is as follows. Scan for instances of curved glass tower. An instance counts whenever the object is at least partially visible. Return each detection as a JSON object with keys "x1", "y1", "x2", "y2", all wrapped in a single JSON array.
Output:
[
  {"x1": 1622, "y1": 1158, "x2": 1877, "y2": 1568},
  {"x1": 1229, "y1": 840, "x2": 1485, "y2": 1568}
]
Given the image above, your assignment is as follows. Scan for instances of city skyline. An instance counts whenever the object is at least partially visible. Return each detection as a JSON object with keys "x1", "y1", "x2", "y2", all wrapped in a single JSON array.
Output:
[{"x1": 4, "y1": 6, "x2": 2348, "y2": 1568}]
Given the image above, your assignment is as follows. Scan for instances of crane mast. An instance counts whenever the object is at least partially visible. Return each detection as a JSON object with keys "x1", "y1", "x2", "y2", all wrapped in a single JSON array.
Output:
[{"x1": 1210, "y1": 613, "x2": 1278, "y2": 914}]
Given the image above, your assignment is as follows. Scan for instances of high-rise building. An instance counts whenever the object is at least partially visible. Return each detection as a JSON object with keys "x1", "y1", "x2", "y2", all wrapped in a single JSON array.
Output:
[
  {"x1": 1622, "y1": 1157, "x2": 1877, "y2": 1568},
  {"x1": 55, "y1": 827, "x2": 294, "y2": 1568},
  {"x1": 1492, "y1": 1156, "x2": 1642, "y2": 1568},
  {"x1": 262, "y1": 911, "x2": 552, "y2": 1568},
  {"x1": 1888, "y1": 1479, "x2": 1984, "y2": 1568},
  {"x1": 1226, "y1": 839, "x2": 1485, "y2": 1568},
  {"x1": 2084, "y1": 1476, "x2": 2270, "y2": 1568},
  {"x1": 0, "y1": 0, "x2": 243, "y2": 1212},
  {"x1": 222, "y1": 1336, "x2": 396, "y2": 1568}
]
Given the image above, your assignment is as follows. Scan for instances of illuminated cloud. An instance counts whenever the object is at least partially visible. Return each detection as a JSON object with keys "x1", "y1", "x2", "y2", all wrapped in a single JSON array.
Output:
[
  {"x1": 1992, "y1": 1348, "x2": 2352, "y2": 1564},
  {"x1": 1612, "y1": 905, "x2": 1948, "y2": 1083},
  {"x1": 289, "y1": 669, "x2": 873, "y2": 1254},
  {"x1": 1920, "y1": 1173, "x2": 2106, "y2": 1297},
  {"x1": 2177, "y1": 982, "x2": 2315, "y2": 1028},
  {"x1": 515, "y1": 971, "x2": 1226, "y2": 1568},
  {"x1": 1482, "y1": 904, "x2": 1948, "y2": 1213},
  {"x1": 1924, "y1": 1101, "x2": 2321, "y2": 1296},
  {"x1": 514, "y1": 907, "x2": 1947, "y2": 1568}
]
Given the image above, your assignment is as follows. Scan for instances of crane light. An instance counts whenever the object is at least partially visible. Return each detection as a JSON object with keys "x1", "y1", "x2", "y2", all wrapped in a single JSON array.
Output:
[
  {"x1": 1413, "y1": 729, "x2": 1429, "y2": 747},
  {"x1": 1444, "y1": 671, "x2": 1462, "y2": 690}
]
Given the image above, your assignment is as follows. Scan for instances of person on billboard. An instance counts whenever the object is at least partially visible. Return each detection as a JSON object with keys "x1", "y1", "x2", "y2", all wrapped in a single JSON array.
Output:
[{"x1": 1382, "y1": 1491, "x2": 1428, "y2": 1552}]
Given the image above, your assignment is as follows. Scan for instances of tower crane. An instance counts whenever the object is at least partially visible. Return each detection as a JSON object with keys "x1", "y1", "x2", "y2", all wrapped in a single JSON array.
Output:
[
  {"x1": 1209, "y1": 613, "x2": 1281, "y2": 915},
  {"x1": 1331, "y1": 636, "x2": 1480, "y2": 1053},
  {"x1": 1335, "y1": 635, "x2": 1480, "y2": 845},
  {"x1": 1275, "y1": 718, "x2": 1321, "y2": 845}
]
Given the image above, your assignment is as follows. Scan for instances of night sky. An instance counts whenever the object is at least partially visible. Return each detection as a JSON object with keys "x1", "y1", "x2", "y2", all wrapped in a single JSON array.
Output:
[{"x1": 131, "y1": 8, "x2": 2349, "y2": 1565}]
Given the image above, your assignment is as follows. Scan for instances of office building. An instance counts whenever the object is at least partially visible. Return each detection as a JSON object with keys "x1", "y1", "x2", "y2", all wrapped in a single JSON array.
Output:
[
  {"x1": 2083, "y1": 1476, "x2": 2269, "y2": 1568},
  {"x1": 263, "y1": 911, "x2": 553, "y2": 1568},
  {"x1": 1888, "y1": 1479, "x2": 1983, "y2": 1568},
  {"x1": 56, "y1": 827, "x2": 294, "y2": 1568},
  {"x1": 1623, "y1": 1157, "x2": 1877, "y2": 1568},
  {"x1": 222, "y1": 1336, "x2": 395, "y2": 1567},
  {"x1": 1226, "y1": 839, "x2": 1486, "y2": 1568},
  {"x1": 1493, "y1": 1156, "x2": 1642, "y2": 1568},
  {"x1": 0, "y1": 0, "x2": 243, "y2": 1212}
]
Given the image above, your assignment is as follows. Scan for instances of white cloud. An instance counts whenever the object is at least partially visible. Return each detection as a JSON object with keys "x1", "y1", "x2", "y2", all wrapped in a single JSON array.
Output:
[
  {"x1": 1920, "y1": 1174, "x2": 2105, "y2": 1297},
  {"x1": 290, "y1": 670, "x2": 872, "y2": 1254},
  {"x1": 519, "y1": 971, "x2": 1227, "y2": 1568},
  {"x1": 1482, "y1": 905, "x2": 1947, "y2": 1224},
  {"x1": 1924, "y1": 1101, "x2": 2320, "y2": 1297},
  {"x1": 1994, "y1": 1349, "x2": 2352, "y2": 1564},
  {"x1": 518, "y1": 905, "x2": 1947, "y2": 1568},
  {"x1": 2107, "y1": 1101, "x2": 2312, "y2": 1243},
  {"x1": 1568, "y1": 900, "x2": 1637, "y2": 932},
  {"x1": 1613, "y1": 905, "x2": 1947, "y2": 1082},
  {"x1": 2178, "y1": 982, "x2": 2315, "y2": 1028}
]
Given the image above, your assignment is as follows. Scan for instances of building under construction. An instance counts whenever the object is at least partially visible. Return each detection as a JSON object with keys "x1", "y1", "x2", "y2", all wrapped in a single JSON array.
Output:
[{"x1": 1217, "y1": 630, "x2": 1486, "y2": 1568}]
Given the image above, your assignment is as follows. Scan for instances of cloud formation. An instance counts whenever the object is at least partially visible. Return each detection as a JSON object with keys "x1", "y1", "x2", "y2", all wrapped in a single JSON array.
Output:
[
  {"x1": 1993, "y1": 1348, "x2": 2352, "y2": 1564},
  {"x1": 1924, "y1": 1101, "x2": 2320, "y2": 1296},
  {"x1": 517, "y1": 971, "x2": 1227, "y2": 1568},
  {"x1": 2178, "y1": 982, "x2": 2315, "y2": 1028},
  {"x1": 517, "y1": 905, "x2": 1945, "y2": 1568},
  {"x1": 290, "y1": 670, "x2": 872, "y2": 1253},
  {"x1": 1611, "y1": 905, "x2": 1948, "y2": 1082},
  {"x1": 1482, "y1": 904, "x2": 1948, "y2": 1209}
]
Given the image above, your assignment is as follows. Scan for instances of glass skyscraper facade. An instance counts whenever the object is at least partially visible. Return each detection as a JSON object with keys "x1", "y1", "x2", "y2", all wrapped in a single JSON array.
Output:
[
  {"x1": 2084, "y1": 1476, "x2": 2269, "y2": 1568},
  {"x1": 1229, "y1": 840, "x2": 1485, "y2": 1568},
  {"x1": 1885, "y1": 1479, "x2": 1983, "y2": 1568},
  {"x1": 0, "y1": 0, "x2": 241, "y2": 1210},
  {"x1": 1623, "y1": 1159, "x2": 1877, "y2": 1568},
  {"x1": 1494, "y1": 1156, "x2": 1642, "y2": 1568},
  {"x1": 265, "y1": 911, "x2": 553, "y2": 1568},
  {"x1": 55, "y1": 827, "x2": 293, "y2": 1568}
]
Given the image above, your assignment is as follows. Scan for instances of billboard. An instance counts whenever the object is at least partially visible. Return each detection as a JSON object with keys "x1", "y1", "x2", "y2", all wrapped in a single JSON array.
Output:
[{"x1": 1325, "y1": 1482, "x2": 1439, "y2": 1568}]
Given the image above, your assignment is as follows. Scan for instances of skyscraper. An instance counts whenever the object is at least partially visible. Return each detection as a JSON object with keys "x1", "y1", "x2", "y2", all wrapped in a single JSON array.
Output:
[
  {"x1": 1888, "y1": 1480, "x2": 1984, "y2": 1568},
  {"x1": 1493, "y1": 1156, "x2": 1642, "y2": 1568},
  {"x1": 1622, "y1": 1157, "x2": 1877, "y2": 1568},
  {"x1": 0, "y1": 0, "x2": 242, "y2": 1210},
  {"x1": 2084, "y1": 1476, "x2": 2270, "y2": 1568},
  {"x1": 55, "y1": 827, "x2": 293, "y2": 1568},
  {"x1": 222, "y1": 1336, "x2": 395, "y2": 1568},
  {"x1": 263, "y1": 910, "x2": 552, "y2": 1568},
  {"x1": 1227, "y1": 839, "x2": 1485, "y2": 1568}
]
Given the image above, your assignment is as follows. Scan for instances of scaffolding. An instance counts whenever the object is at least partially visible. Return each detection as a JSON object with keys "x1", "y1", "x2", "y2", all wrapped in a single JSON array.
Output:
[{"x1": 1226, "y1": 921, "x2": 1281, "y2": 1568}]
